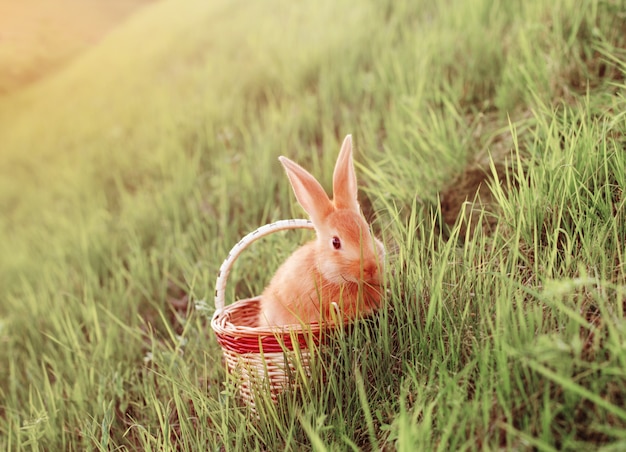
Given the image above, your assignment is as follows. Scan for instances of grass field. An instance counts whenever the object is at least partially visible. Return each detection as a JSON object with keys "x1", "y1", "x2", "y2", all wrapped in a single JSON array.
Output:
[{"x1": 1, "y1": 0, "x2": 625, "y2": 449}]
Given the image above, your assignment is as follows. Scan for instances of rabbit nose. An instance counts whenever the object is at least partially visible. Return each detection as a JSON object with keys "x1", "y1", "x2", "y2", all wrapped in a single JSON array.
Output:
[{"x1": 363, "y1": 263, "x2": 376, "y2": 279}]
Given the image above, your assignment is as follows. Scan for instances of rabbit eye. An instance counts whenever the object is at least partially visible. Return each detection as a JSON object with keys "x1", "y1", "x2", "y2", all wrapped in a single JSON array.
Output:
[{"x1": 331, "y1": 236, "x2": 342, "y2": 250}]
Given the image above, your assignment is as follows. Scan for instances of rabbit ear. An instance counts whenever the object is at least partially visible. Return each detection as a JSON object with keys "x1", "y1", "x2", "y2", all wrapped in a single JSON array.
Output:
[
  {"x1": 279, "y1": 156, "x2": 334, "y2": 224},
  {"x1": 332, "y1": 134, "x2": 360, "y2": 212}
]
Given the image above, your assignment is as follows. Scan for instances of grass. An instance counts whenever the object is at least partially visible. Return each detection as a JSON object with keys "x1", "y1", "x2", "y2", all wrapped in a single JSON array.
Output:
[{"x1": 0, "y1": 0, "x2": 625, "y2": 449}]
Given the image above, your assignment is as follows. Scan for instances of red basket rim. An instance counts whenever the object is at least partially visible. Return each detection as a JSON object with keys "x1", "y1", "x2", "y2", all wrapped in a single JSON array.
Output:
[{"x1": 214, "y1": 328, "x2": 323, "y2": 354}]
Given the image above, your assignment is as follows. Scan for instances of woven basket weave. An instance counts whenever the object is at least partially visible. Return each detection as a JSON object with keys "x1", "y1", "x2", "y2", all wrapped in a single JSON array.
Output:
[{"x1": 211, "y1": 219, "x2": 337, "y2": 408}]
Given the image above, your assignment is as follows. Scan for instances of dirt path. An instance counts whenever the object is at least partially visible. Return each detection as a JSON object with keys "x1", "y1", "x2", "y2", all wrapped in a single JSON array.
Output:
[{"x1": 0, "y1": 0, "x2": 156, "y2": 94}]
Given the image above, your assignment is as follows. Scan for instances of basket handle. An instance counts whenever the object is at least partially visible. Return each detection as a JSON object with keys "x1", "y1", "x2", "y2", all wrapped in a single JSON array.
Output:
[{"x1": 213, "y1": 219, "x2": 315, "y2": 312}]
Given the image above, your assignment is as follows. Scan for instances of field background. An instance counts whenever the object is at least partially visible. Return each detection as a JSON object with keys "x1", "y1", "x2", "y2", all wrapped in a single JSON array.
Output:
[
  {"x1": 0, "y1": 0, "x2": 155, "y2": 94},
  {"x1": 1, "y1": 0, "x2": 625, "y2": 449}
]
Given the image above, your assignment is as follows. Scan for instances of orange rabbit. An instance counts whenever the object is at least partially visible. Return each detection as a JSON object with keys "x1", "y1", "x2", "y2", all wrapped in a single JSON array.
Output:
[{"x1": 258, "y1": 135, "x2": 385, "y2": 327}]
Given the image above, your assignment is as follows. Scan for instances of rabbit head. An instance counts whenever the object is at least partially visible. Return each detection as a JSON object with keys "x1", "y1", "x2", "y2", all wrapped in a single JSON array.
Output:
[{"x1": 278, "y1": 135, "x2": 385, "y2": 288}]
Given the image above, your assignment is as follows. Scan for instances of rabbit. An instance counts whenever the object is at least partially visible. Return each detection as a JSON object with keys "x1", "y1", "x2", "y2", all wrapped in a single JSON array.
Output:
[{"x1": 257, "y1": 134, "x2": 385, "y2": 328}]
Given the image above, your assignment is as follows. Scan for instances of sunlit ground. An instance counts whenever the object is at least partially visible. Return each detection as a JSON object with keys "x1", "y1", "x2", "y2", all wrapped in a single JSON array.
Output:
[{"x1": 0, "y1": 0, "x2": 155, "y2": 93}]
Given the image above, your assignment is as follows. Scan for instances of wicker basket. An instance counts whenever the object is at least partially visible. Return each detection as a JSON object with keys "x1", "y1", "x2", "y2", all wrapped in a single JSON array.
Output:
[{"x1": 211, "y1": 219, "x2": 337, "y2": 408}]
